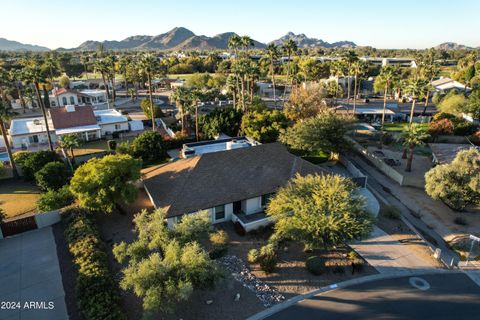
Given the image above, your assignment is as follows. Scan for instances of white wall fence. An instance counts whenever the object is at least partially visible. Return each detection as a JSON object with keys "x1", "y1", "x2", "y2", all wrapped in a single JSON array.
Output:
[{"x1": 0, "y1": 210, "x2": 61, "y2": 240}]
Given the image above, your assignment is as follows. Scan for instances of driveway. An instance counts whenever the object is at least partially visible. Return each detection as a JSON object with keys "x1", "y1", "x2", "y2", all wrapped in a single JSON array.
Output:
[
  {"x1": 265, "y1": 272, "x2": 480, "y2": 320},
  {"x1": 350, "y1": 226, "x2": 436, "y2": 275},
  {"x1": 0, "y1": 227, "x2": 67, "y2": 320}
]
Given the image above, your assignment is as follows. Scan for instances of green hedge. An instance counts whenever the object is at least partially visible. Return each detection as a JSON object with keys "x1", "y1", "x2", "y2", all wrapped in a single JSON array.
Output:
[{"x1": 62, "y1": 207, "x2": 126, "y2": 320}]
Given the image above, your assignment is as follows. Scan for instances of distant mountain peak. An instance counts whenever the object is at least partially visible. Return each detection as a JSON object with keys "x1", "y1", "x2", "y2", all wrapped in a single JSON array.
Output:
[
  {"x1": 270, "y1": 32, "x2": 356, "y2": 48},
  {"x1": 435, "y1": 42, "x2": 473, "y2": 50},
  {"x1": 0, "y1": 38, "x2": 49, "y2": 51}
]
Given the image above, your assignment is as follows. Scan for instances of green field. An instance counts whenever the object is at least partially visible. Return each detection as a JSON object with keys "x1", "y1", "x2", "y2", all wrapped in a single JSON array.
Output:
[
  {"x1": 0, "y1": 180, "x2": 40, "y2": 218},
  {"x1": 383, "y1": 122, "x2": 428, "y2": 132}
]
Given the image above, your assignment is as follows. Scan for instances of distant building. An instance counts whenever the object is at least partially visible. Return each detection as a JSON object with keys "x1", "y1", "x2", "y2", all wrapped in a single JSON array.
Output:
[
  {"x1": 8, "y1": 105, "x2": 128, "y2": 150},
  {"x1": 431, "y1": 77, "x2": 471, "y2": 93},
  {"x1": 49, "y1": 88, "x2": 107, "y2": 107}
]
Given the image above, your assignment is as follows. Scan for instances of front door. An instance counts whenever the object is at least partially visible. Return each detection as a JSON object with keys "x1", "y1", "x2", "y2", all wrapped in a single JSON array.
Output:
[{"x1": 233, "y1": 201, "x2": 242, "y2": 214}]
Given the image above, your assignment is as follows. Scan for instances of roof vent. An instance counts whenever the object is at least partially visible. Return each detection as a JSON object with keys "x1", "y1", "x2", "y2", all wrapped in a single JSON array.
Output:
[
  {"x1": 33, "y1": 119, "x2": 40, "y2": 125},
  {"x1": 65, "y1": 105, "x2": 75, "y2": 112}
]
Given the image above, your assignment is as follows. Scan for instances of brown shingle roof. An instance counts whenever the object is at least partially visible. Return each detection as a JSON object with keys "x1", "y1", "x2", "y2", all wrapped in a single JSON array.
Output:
[
  {"x1": 143, "y1": 143, "x2": 327, "y2": 218},
  {"x1": 49, "y1": 105, "x2": 97, "y2": 129}
]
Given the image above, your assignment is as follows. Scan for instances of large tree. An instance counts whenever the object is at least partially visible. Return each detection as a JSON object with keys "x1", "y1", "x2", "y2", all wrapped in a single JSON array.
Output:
[
  {"x1": 464, "y1": 89, "x2": 480, "y2": 119},
  {"x1": 425, "y1": 148, "x2": 480, "y2": 211},
  {"x1": 241, "y1": 107, "x2": 290, "y2": 143},
  {"x1": 284, "y1": 85, "x2": 327, "y2": 122},
  {"x1": 405, "y1": 78, "x2": 428, "y2": 126},
  {"x1": 280, "y1": 111, "x2": 354, "y2": 156},
  {"x1": 282, "y1": 39, "x2": 298, "y2": 104},
  {"x1": 199, "y1": 107, "x2": 243, "y2": 139},
  {"x1": 113, "y1": 209, "x2": 220, "y2": 317},
  {"x1": 267, "y1": 174, "x2": 373, "y2": 250},
  {"x1": 69, "y1": 154, "x2": 141, "y2": 213}
]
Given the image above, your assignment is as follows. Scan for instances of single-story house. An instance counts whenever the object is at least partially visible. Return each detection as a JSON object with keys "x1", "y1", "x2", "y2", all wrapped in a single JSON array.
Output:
[
  {"x1": 431, "y1": 77, "x2": 471, "y2": 93},
  {"x1": 8, "y1": 105, "x2": 128, "y2": 149},
  {"x1": 143, "y1": 142, "x2": 327, "y2": 232}
]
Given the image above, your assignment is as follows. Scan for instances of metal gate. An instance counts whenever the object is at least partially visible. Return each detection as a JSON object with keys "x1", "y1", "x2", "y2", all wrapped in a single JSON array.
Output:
[{"x1": 1, "y1": 216, "x2": 37, "y2": 237}]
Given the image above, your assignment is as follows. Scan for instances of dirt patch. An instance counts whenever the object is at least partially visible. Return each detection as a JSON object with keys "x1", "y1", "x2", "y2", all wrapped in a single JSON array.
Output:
[
  {"x1": 222, "y1": 223, "x2": 377, "y2": 299},
  {"x1": 377, "y1": 210, "x2": 444, "y2": 268},
  {"x1": 52, "y1": 221, "x2": 82, "y2": 320}
]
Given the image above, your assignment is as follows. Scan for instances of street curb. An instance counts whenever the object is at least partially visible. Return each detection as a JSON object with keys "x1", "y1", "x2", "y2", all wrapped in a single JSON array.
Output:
[{"x1": 246, "y1": 269, "x2": 453, "y2": 320}]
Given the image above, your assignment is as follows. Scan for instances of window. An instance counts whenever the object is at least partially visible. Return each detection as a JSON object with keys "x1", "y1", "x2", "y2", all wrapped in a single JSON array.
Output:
[
  {"x1": 214, "y1": 205, "x2": 225, "y2": 221},
  {"x1": 70, "y1": 96, "x2": 75, "y2": 105},
  {"x1": 62, "y1": 97, "x2": 67, "y2": 105},
  {"x1": 261, "y1": 193, "x2": 273, "y2": 207},
  {"x1": 115, "y1": 124, "x2": 121, "y2": 130},
  {"x1": 51, "y1": 101, "x2": 56, "y2": 107}
]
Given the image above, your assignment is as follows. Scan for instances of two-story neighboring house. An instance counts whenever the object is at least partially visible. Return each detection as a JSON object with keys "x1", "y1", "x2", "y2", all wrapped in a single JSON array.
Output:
[
  {"x1": 49, "y1": 88, "x2": 107, "y2": 107},
  {"x1": 143, "y1": 142, "x2": 327, "y2": 232}
]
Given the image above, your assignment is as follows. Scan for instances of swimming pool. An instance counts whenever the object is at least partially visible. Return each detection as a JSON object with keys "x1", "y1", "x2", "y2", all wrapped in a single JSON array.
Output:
[{"x1": 0, "y1": 153, "x2": 10, "y2": 162}]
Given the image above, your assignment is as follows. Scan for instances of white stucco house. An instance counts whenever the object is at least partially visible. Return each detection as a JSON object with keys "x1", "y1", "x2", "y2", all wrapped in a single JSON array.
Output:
[
  {"x1": 49, "y1": 88, "x2": 108, "y2": 107},
  {"x1": 431, "y1": 77, "x2": 471, "y2": 93},
  {"x1": 8, "y1": 105, "x2": 128, "y2": 150},
  {"x1": 143, "y1": 142, "x2": 328, "y2": 232}
]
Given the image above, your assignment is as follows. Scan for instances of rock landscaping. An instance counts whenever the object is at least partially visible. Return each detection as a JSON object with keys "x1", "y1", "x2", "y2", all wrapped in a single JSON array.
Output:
[{"x1": 218, "y1": 255, "x2": 285, "y2": 307}]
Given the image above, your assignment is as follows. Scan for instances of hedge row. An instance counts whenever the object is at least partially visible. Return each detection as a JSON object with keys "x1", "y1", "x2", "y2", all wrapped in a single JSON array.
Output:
[{"x1": 62, "y1": 207, "x2": 126, "y2": 320}]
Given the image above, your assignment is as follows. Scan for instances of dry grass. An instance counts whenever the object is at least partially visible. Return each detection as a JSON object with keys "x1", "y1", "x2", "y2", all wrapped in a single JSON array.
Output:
[{"x1": 0, "y1": 180, "x2": 40, "y2": 218}]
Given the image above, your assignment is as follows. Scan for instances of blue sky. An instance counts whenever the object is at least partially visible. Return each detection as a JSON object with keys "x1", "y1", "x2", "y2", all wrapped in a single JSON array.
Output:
[{"x1": 2, "y1": 0, "x2": 479, "y2": 49}]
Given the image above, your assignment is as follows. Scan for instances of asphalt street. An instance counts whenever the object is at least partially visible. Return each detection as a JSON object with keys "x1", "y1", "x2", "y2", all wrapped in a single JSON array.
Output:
[{"x1": 266, "y1": 273, "x2": 480, "y2": 320}]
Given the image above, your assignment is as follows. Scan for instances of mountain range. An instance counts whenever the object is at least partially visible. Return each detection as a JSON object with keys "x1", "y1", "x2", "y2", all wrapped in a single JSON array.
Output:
[
  {"x1": 0, "y1": 38, "x2": 49, "y2": 52},
  {"x1": 0, "y1": 28, "x2": 477, "y2": 51}
]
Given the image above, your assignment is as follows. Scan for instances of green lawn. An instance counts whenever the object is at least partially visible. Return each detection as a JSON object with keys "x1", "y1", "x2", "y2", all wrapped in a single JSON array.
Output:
[
  {"x1": 383, "y1": 122, "x2": 428, "y2": 132},
  {"x1": 301, "y1": 150, "x2": 330, "y2": 164},
  {"x1": 72, "y1": 137, "x2": 135, "y2": 157},
  {"x1": 0, "y1": 181, "x2": 40, "y2": 219}
]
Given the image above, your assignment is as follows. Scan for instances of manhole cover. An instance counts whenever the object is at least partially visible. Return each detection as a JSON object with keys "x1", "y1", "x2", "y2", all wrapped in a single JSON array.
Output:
[{"x1": 409, "y1": 277, "x2": 430, "y2": 291}]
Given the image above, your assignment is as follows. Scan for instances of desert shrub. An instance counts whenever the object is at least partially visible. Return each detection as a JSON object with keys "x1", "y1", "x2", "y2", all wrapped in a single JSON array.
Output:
[
  {"x1": 306, "y1": 256, "x2": 325, "y2": 275},
  {"x1": 381, "y1": 205, "x2": 401, "y2": 220},
  {"x1": 0, "y1": 162, "x2": 6, "y2": 177},
  {"x1": 432, "y1": 112, "x2": 457, "y2": 122},
  {"x1": 116, "y1": 141, "x2": 134, "y2": 155},
  {"x1": 208, "y1": 230, "x2": 229, "y2": 259},
  {"x1": 37, "y1": 185, "x2": 75, "y2": 212},
  {"x1": 62, "y1": 207, "x2": 126, "y2": 320},
  {"x1": 347, "y1": 250, "x2": 361, "y2": 260},
  {"x1": 34, "y1": 161, "x2": 71, "y2": 191},
  {"x1": 428, "y1": 119, "x2": 454, "y2": 138},
  {"x1": 107, "y1": 140, "x2": 117, "y2": 151},
  {"x1": 16, "y1": 150, "x2": 60, "y2": 180},
  {"x1": 247, "y1": 249, "x2": 259, "y2": 264},
  {"x1": 453, "y1": 120, "x2": 476, "y2": 136},
  {"x1": 258, "y1": 244, "x2": 278, "y2": 273},
  {"x1": 210, "y1": 230, "x2": 229, "y2": 246}
]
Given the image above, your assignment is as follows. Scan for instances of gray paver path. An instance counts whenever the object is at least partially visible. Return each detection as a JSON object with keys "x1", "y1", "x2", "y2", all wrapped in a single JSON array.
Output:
[
  {"x1": 351, "y1": 226, "x2": 436, "y2": 275},
  {"x1": 0, "y1": 227, "x2": 67, "y2": 320}
]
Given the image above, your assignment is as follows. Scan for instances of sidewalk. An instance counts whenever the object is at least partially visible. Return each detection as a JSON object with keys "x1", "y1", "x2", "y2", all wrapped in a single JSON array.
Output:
[{"x1": 351, "y1": 226, "x2": 437, "y2": 275}]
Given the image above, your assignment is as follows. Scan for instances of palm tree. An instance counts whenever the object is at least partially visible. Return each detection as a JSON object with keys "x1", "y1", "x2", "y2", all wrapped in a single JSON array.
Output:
[
  {"x1": 282, "y1": 39, "x2": 298, "y2": 104},
  {"x1": 342, "y1": 51, "x2": 359, "y2": 106},
  {"x1": 266, "y1": 44, "x2": 279, "y2": 106},
  {"x1": 240, "y1": 35, "x2": 254, "y2": 54},
  {"x1": 400, "y1": 125, "x2": 430, "y2": 172},
  {"x1": 376, "y1": 65, "x2": 399, "y2": 148},
  {"x1": 226, "y1": 75, "x2": 237, "y2": 109},
  {"x1": 80, "y1": 54, "x2": 90, "y2": 77},
  {"x1": 330, "y1": 60, "x2": 346, "y2": 104},
  {"x1": 43, "y1": 53, "x2": 61, "y2": 107},
  {"x1": 171, "y1": 87, "x2": 191, "y2": 135},
  {"x1": 247, "y1": 62, "x2": 260, "y2": 105},
  {"x1": 58, "y1": 134, "x2": 80, "y2": 169},
  {"x1": 190, "y1": 90, "x2": 202, "y2": 141},
  {"x1": 228, "y1": 35, "x2": 242, "y2": 108},
  {"x1": 405, "y1": 78, "x2": 428, "y2": 127},
  {"x1": 117, "y1": 56, "x2": 130, "y2": 91},
  {"x1": 351, "y1": 59, "x2": 368, "y2": 113},
  {"x1": 23, "y1": 58, "x2": 54, "y2": 151},
  {"x1": 138, "y1": 54, "x2": 160, "y2": 131},
  {"x1": 8, "y1": 69, "x2": 27, "y2": 113},
  {"x1": 418, "y1": 50, "x2": 440, "y2": 115},
  {"x1": 94, "y1": 58, "x2": 112, "y2": 106},
  {"x1": 232, "y1": 59, "x2": 249, "y2": 111},
  {"x1": 107, "y1": 55, "x2": 118, "y2": 103},
  {"x1": 0, "y1": 100, "x2": 19, "y2": 178}
]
